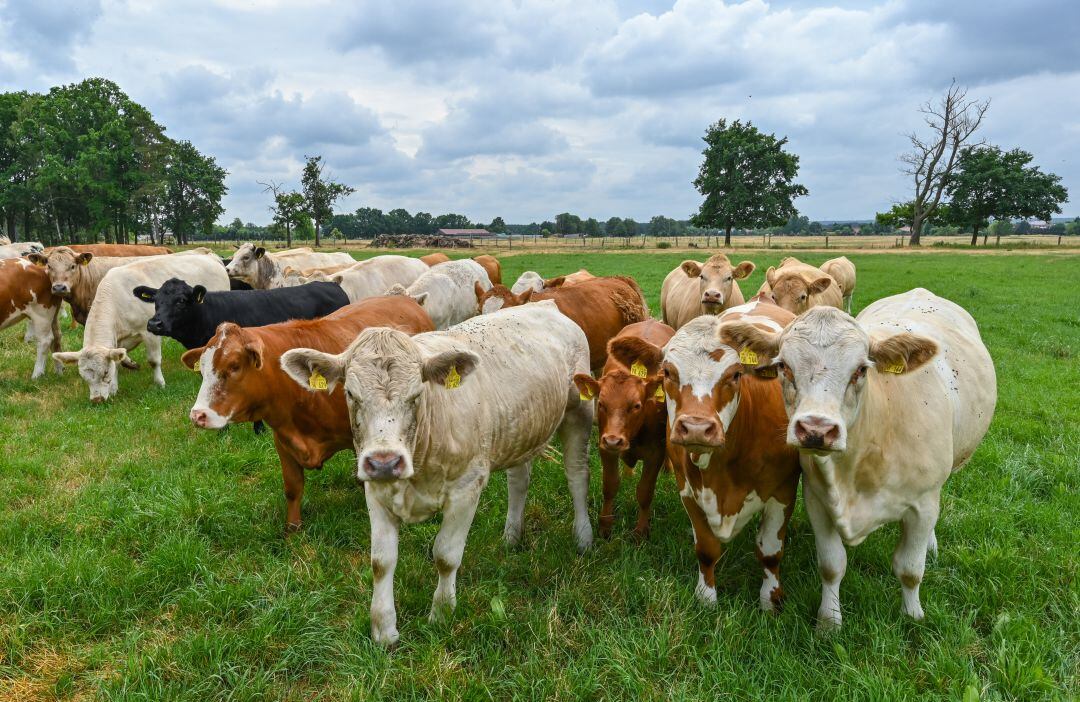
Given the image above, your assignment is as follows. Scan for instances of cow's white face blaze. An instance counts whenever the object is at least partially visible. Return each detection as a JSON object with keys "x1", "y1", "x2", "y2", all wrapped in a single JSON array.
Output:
[{"x1": 190, "y1": 345, "x2": 232, "y2": 428}]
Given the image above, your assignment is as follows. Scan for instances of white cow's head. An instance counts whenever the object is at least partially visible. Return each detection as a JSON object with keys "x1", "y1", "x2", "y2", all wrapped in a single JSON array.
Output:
[
  {"x1": 280, "y1": 328, "x2": 479, "y2": 482},
  {"x1": 53, "y1": 346, "x2": 128, "y2": 402},
  {"x1": 681, "y1": 254, "x2": 755, "y2": 314},
  {"x1": 225, "y1": 243, "x2": 267, "y2": 285},
  {"x1": 721, "y1": 307, "x2": 937, "y2": 453}
]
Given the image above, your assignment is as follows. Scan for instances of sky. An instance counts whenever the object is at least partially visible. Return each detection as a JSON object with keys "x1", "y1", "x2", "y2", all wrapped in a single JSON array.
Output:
[{"x1": 1, "y1": 0, "x2": 1077, "y2": 224}]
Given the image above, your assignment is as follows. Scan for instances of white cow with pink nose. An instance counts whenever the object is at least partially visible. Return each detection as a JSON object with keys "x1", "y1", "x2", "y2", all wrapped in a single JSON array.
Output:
[{"x1": 721, "y1": 287, "x2": 996, "y2": 629}]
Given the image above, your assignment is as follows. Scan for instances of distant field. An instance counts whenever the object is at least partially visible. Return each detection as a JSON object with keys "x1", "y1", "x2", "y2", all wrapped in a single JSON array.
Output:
[{"x1": 0, "y1": 252, "x2": 1077, "y2": 700}]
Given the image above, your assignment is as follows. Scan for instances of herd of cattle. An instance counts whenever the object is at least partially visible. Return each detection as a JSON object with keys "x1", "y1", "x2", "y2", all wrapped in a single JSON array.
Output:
[{"x1": 0, "y1": 240, "x2": 996, "y2": 645}]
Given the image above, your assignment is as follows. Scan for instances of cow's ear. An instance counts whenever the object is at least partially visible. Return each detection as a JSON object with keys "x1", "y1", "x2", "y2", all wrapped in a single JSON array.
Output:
[
  {"x1": 422, "y1": 349, "x2": 480, "y2": 387},
  {"x1": 76, "y1": 252, "x2": 93, "y2": 266},
  {"x1": 331, "y1": 273, "x2": 345, "y2": 285},
  {"x1": 53, "y1": 351, "x2": 80, "y2": 365},
  {"x1": 719, "y1": 321, "x2": 781, "y2": 360},
  {"x1": 192, "y1": 285, "x2": 207, "y2": 304},
  {"x1": 808, "y1": 276, "x2": 833, "y2": 295},
  {"x1": 254, "y1": 247, "x2": 266, "y2": 259},
  {"x1": 106, "y1": 347, "x2": 129, "y2": 362},
  {"x1": 681, "y1": 261, "x2": 702, "y2": 278},
  {"x1": 132, "y1": 285, "x2": 158, "y2": 303},
  {"x1": 27, "y1": 252, "x2": 47, "y2": 266},
  {"x1": 181, "y1": 347, "x2": 205, "y2": 370},
  {"x1": 411, "y1": 291, "x2": 429, "y2": 306},
  {"x1": 733, "y1": 261, "x2": 755, "y2": 279},
  {"x1": 869, "y1": 333, "x2": 937, "y2": 374},
  {"x1": 280, "y1": 348, "x2": 346, "y2": 392},
  {"x1": 545, "y1": 275, "x2": 566, "y2": 288},
  {"x1": 765, "y1": 266, "x2": 778, "y2": 287},
  {"x1": 608, "y1": 336, "x2": 663, "y2": 375},
  {"x1": 244, "y1": 336, "x2": 264, "y2": 369},
  {"x1": 518, "y1": 288, "x2": 533, "y2": 304},
  {"x1": 573, "y1": 373, "x2": 600, "y2": 401},
  {"x1": 473, "y1": 281, "x2": 487, "y2": 303}
]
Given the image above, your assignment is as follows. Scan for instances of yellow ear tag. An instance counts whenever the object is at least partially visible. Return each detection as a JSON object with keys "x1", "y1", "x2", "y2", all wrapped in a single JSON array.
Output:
[
  {"x1": 579, "y1": 385, "x2": 594, "y2": 401},
  {"x1": 739, "y1": 348, "x2": 759, "y2": 365},
  {"x1": 445, "y1": 365, "x2": 461, "y2": 389},
  {"x1": 79, "y1": 258, "x2": 90, "y2": 266},
  {"x1": 881, "y1": 361, "x2": 905, "y2": 374},
  {"x1": 308, "y1": 370, "x2": 328, "y2": 390},
  {"x1": 630, "y1": 360, "x2": 648, "y2": 378},
  {"x1": 653, "y1": 385, "x2": 665, "y2": 400}
]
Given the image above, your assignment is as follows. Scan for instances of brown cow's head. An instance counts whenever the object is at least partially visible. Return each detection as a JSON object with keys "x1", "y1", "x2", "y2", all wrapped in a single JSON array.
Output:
[
  {"x1": 183, "y1": 322, "x2": 270, "y2": 429},
  {"x1": 28, "y1": 247, "x2": 92, "y2": 298},
  {"x1": 764, "y1": 267, "x2": 833, "y2": 315},
  {"x1": 721, "y1": 306, "x2": 937, "y2": 453},
  {"x1": 477, "y1": 283, "x2": 528, "y2": 314},
  {"x1": 681, "y1": 254, "x2": 754, "y2": 314},
  {"x1": 661, "y1": 316, "x2": 746, "y2": 454},
  {"x1": 575, "y1": 336, "x2": 664, "y2": 453}
]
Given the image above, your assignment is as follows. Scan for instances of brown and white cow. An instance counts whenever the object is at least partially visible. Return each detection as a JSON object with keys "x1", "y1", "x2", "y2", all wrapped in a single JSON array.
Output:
[
  {"x1": 573, "y1": 319, "x2": 675, "y2": 539},
  {"x1": 662, "y1": 299, "x2": 800, "y2": 611},
  {"x1": 477, "y1": 275, "x2": 649, "y2": 370},
  {"x1": 721, "y1": 288, "x2": 996, "y2": 628},
  {"x1": 279, "y1": 301, "x2": 594, "y2": 645},
  {"x1": 0, "y1": 258, "x2": 62, "y2": 379},
  {"x1": 660, "y1": 254, "x2": 755, "y2": 330},
  {"x1": 181, "y1": 296, "x2": 434, "y2": 531},
  {"x1": 758, "y1": 257, "x2": 844, "y2": 315},
  {"x1": 820, "y1": 256, "x2": 856, "y2": 312},
  {"x1": 28, "y1": 247, "x2": 161, "y2": 325}
]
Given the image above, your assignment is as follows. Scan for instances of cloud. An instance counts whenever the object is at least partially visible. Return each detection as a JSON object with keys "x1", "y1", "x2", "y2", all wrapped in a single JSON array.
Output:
[{"x1": 0, "y1": 0, "x2": 103, "y2": 73}]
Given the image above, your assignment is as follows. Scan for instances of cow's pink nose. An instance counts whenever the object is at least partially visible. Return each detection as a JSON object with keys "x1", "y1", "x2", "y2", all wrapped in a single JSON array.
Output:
[
  {"x1": 794, "y1": 416, "x2": 840, "y2": 449},
  {"x1": 190, "y1": 409, "x2": 209, "y2": 427},
  {"x1": 701, "y1": 290, "x2": 723, "y2": 304},
  {"x1": 601, "y1": 434, "x2": 628, "y2": 452},
  {"x1": 673, "y1": 415, "x2": 722, "y2": 447}
]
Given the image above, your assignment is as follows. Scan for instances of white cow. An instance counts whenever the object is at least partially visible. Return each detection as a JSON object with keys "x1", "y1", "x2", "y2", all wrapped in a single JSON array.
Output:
[
  {"x1": 387, "y1": 258, "x2": 491, "y2": 330},
  {"x1": 511, "y1": 271, "x2": 545, "y2": 295},
  {"x1": 330, "y1": 255, "x2": 429, "y2": 303},
  {"x1": 53, "y1": 251, "x2": 229, "y2": 401},
  {"x1": 280, "y1": 301, "x2": 594, "y2": 645},
  {"x1": 720, "y1": 288, "x2": 996, "y2": 629},
  {"x1": 225, "y1": 243, "x2": 355, "y2": 289}
]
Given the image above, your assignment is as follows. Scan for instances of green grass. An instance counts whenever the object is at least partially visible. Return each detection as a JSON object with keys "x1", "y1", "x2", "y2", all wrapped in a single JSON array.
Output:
[{"x1": 1, "y1": 252, "x2": 1077, "y2": 700}]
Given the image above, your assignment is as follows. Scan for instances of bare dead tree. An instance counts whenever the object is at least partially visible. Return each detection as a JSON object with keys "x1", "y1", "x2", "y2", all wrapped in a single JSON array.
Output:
[{"x1": 901, "y1": 81, "x2": 989, "y2": 246}]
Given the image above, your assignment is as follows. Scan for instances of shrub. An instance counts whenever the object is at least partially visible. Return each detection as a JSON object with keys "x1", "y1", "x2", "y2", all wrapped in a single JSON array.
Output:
[{"x1": 656, "y1": 241, "x2": 671, "y2": 249}]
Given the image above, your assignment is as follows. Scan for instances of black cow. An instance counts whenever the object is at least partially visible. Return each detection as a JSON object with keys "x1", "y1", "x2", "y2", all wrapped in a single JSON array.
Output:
[{"x1": 132, "y1": 277, "x2": 350, "y2": 349}]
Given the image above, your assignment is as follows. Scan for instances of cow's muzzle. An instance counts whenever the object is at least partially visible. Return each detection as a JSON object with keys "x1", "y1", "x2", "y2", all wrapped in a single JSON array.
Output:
[
  {"x1": 600, "y1": 433, "x2": 629, "y2": 452},
  {"x1": 51, "y1": 284, "x2": 71, "y2": 297},
  {"x1": 363, "y1": 452, "x2": 406, "y2": 481},
  {"x1": 146, "y1": 318, "x2": 165, "y2": 335},
  {"x1": 793, "y1": 415, "x2": 841, "y2": 451},
  {"x1": 671, "y1": 414, "x2": 724, "y2": 448}
]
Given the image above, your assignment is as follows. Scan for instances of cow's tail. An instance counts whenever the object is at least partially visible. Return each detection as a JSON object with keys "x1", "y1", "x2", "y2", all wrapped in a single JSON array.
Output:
[{"x1": 612, "y1": 275, "x2": 650, "y2": 324}]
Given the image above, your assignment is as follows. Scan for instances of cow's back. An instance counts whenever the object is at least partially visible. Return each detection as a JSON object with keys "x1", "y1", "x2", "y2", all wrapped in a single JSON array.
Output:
[
  {"x1": 820, "y1": 257, "x2": 856, "y2": 296},
  {"x1": 336, "y1": 255, "x2": 429, "y2": 302},
  {"x1": 0, "y1": 259, "x2": 56, "y2": 328},
  {"x1": 858, "y1": 288, "x2": 996, "y2": 469},
  {"x1": 64, "y1": 244, "x2": 172, "y2": 257},
  {"x1": 660, "y1": 265, "x2": 700, "y2": 329}
]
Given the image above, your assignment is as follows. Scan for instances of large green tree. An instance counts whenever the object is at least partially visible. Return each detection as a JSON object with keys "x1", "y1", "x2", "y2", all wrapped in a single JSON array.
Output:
[
  {"x1": 163, "y1": 140, "x2": 227, "y2": 245},
  {"x1": 301, "y1": 155, "x2": 354, "y2": 247},
  {"x1": 691, "y1": 119, "x2": 808, "y2": 246},
  {"x1": 947, "y1": 145, "x2": 1067, "y2": 245}
]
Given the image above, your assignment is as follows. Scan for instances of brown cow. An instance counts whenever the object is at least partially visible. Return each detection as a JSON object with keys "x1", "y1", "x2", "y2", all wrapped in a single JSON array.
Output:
[
  {"x1": 573, "y1": 319, "x2": 675, "y2": 539},
  {"x1": 419, "y1": 252, "x2": 451, "y2": 266},
  {"x1": 52, "y1": 243, "x2": 173, "y2": 256},
  {"x1": 660, "y1": 254, "x2": 755, "y2": 330},
  {"x1": 477, "y1": 275, "x2": 649, "y2": 370},
  {"x1": 663, "y1": 298, "x2": 800, "y2": 612},
  {"x1": 758, "y1": 257, "x2": 844, "y2": 315},
  {"x1": 0, "y1": 258, "x2": 62, "y2": 379},
  {"x1": 472, "y1": 254, "x2": 502, "y2": 285},
  {"x1": 181, "y1": 296, "x2": 434, "y2": 531},
  {"x1": 544, "y1": 269, "x2": 595, "y2": 288}
]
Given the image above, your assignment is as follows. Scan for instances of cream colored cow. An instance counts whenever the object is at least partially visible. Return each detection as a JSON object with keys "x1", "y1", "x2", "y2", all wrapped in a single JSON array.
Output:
[
  {"x1": 387, "y1": 259, "x2": 492, "y2": 329},
  {"x1": 820, "y1": 256, "x2": 856, "y2": 312},
  {"x1": 225, "y1": 243, "x2": 355, "y2": 289},
  {"x1": 758, "y1": 257, "x2": 843, "y2": 314},
  {"x1": 660, "y1": 254, "x2": 755, "y2": 330},
  {"x1": 280, "y1": 302, "x2": 594, "y2": 645},
  {"x1": 721, "y1": 288, "x2": 996, "y2": 629},
  {"x1": 329, "y1": 255, "x2": 429, "y2": 303}
]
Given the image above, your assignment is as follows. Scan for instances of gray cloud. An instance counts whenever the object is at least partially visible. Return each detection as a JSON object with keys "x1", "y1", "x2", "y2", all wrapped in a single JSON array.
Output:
[{"x1": 0, "y1": 0, "x2": 103, "y2": 73}]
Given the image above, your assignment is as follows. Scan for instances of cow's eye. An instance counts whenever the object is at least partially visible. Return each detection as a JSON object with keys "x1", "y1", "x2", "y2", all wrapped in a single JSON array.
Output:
[
  {"x1": 731, "y1": 371, "x2": 742, "y2": 383},
  {"x1": 632, "y1": 402, "x2": 642, "y2": 411},
  {"x1": 851, "y1": 366, "x2": 867, "y2": 384}
]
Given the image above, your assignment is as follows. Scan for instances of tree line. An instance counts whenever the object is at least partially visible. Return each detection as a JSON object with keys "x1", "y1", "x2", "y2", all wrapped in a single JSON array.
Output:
[{"x1": 0, "y1": 78, "x2": 227, "y2": 246}]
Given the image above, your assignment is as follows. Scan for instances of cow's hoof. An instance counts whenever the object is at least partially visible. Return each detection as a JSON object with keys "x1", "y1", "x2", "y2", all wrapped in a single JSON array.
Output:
[
  {"x1": 283, "y1": 522, "x2": 302, "y2": 537},
  {"x1": 631, "y1": 526, "x2": 650, "y2": 542},
  {"x1": 121, "y1": 359, "x2": 139, "y2": 370},
  {"x1": 372, "y1": 627, "x2": 399, "y2": 647},
  {"x1": 816, "y1": 612, "x2": 842, "y2": 632}
]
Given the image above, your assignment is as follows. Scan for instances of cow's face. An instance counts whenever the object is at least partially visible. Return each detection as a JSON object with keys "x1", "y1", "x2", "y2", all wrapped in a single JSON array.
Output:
[
  {"x1": 682, "y1": 255, "x2": 754, "y2": 314},
  {"x1": 280, "y1": 328, "x2": 479, "y2": 483},
  {"x1": 720, "y1": 308, "x2": 938, "y2": 453},
  {"x1": 54, "y1": 346, "x2": 127, "y2": 402},
  {"x1": 765, "y1": 269, "x2": 833, "y2": 315},
  {"x1": 183, "y1": 323, "x2": 266, "y2": 428},
  {"x1": 477, "y1": 284, "x2": 525, "y2": 315},
  {"x1": 225, "y1": 243, "x2": 265, "y2": 283},
  {"x1": 575, "y1": 335, "x2": 664, "y2": 452},
  {"x1": 661, "y1": 317, "x2": 743, "y2": 453},
  {"x1": 134, "y1": 278, "x2": 205, "y2": 337},
  {"x1": 28, "y1": 248, "x2": 92, "y2": 298},
  {"x1": 511, "y1": 271, "x2": 544, "y2": 295}
]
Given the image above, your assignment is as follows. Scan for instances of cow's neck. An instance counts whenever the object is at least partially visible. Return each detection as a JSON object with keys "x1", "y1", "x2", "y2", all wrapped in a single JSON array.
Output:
[
  {"x1": 257, "y1": 256, "x2": 280, "y2": 288},
  {"x1": 81, "y1": 277, "x2": 121, "y2": 348}
]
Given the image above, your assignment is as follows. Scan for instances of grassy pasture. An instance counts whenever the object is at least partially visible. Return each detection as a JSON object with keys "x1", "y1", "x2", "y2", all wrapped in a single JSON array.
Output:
[{"x1": 0, "y1": 252, "x2": 1077, "y2": 700}]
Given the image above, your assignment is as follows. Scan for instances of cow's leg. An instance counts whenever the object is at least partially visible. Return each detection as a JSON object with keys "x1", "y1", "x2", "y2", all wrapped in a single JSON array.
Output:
[
  {"x1": 27, "y1": 311, "x2": 52, "y2": 379},
  {"x1": 278, "y1": 450, "x2": 306, "y2": 533},
  {"x1": 557, "y1": 398, "x2": 594, "y2": 552},
  {"x1": 893, "y1": 499, "x2": 939, "y2": 621},
  {"x1": 503, "y1": 461, "x2": 531, "y2": 546},
  {"x1": 431, "y1": 469, "x2": 488, "y2": 622},
  {"x1": 143, "y1": 334, "x2": 165, "y2": 386},
  {"x1": 366, "y1": 486, "x2": 401, "y2": 646},
  {"x1": 598, "y1": 449, "x2": 621, "y2": 539},
  {"x1": 23, "y1": 321, "x2": 34, "y2": 344},
  {"x1": 755, "y1": 498, "x2": 793, "y2": 612},
  {"x1": 49, "y1": 309, "x2": 62, "y2": 375},
  {"x1": 805, "y1": 490, "x2": 847, "y2": 630},
  {"x1": 927, "y1": 528, "x2": 938, "y2": 558},
  {"x1": 632, "y1": 451, "x2": 664, "y2": 539},
  {"x1": 681, "y1": 495, "x2": 723, "y2": 606}
]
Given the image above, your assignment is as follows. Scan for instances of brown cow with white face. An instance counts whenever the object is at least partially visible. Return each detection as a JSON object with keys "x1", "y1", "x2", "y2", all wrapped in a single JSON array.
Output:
[
  {"x1": 660, "y1": 254, "x2": 755, "y2": 330},
  {"x1": 662, "y1": 299, "x2": 800, "y2": 612},
  {"x1": 0, "y1": 258, "x2": 62, "y2": 378},
  {"x1": 573, "y1": 320, "x2": 675, "y2": 539}
]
